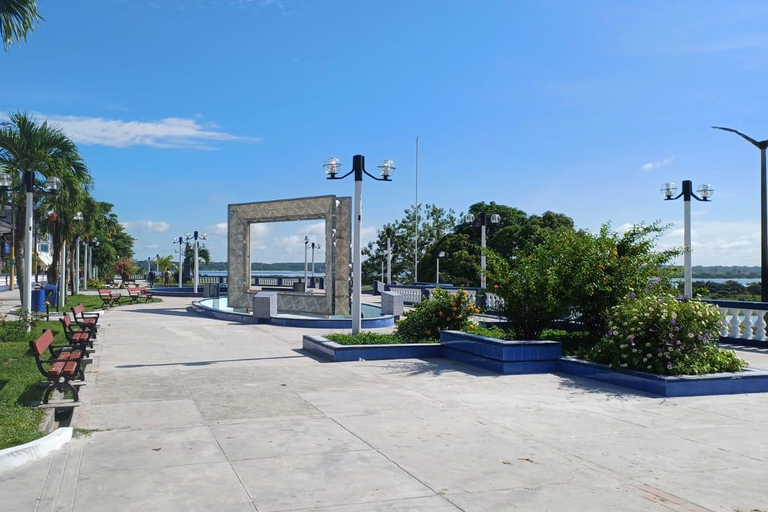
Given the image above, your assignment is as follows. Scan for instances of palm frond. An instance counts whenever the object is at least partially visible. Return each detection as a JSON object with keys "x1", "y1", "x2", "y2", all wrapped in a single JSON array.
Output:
[{"x1": 1, "y1": 0, "x2": 43, "y2": 50}]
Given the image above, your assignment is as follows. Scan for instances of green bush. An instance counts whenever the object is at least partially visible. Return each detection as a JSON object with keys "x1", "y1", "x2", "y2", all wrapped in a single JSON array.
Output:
[
  {"x1": 469, "y1": 324, "x2": 513, "y2": 340},
  {"x1": 395, "y1": 288, "x2": 479, "y2": 341},
  {"x1": 325, "y1": 332, "x2": 435, "y2": 345},
  {"x1": 0, "y1": 314, "x2": 32, "y2": 343},
  {"x1": 592, "y1": 287, "x2": 746, "y2": 375},
  {"x1": 539, "y1": 329, "x2": 594, "y2": 357},
  {"x1": 487, "y1": 222, "x2": 680, "y2": 339},
  {"x1": 87, "y1": 278, "x2": 104, "y2": 289}
]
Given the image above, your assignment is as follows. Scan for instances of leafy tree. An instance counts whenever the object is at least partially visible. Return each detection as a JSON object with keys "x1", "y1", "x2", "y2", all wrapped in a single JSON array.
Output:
[
  {"x1": 155, "y1": 255, "x2": 176, "y2": 273},
  {"x1": 1, "y1": 0, "x2": 42, "y2": 50},
  {"x1": 113, "y1": 258, "x2": 136, "y2": 287},
  {"x1": 362, "y1": 203, "x2": 456, "y2": 284},
  {"x1": 487, "y1": 222, "x2": 680, "y2": 339},
  {"x1": 183, "y1": 244, "x2": 210, "y2": 279},
  {"x1": 0, "y1": 112, "x2": 89, "y2": 302}
]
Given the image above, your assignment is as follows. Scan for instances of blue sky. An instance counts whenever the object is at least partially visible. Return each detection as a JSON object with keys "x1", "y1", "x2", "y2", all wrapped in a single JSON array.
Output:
[{"x1": 3, "y1": 0, "x2": 768, "y2": 265}]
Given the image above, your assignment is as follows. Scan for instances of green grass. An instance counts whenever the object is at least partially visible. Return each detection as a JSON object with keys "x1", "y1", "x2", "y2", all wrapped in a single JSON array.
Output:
[
  {"x1": 0, "y1": 320, "x2": 69, "y2": 450},
  {"x1": 61, "y1": 293, "x2": 161, "y2": 312},
  {"x1": 325, "y1": 332, "x2": 436, "y2": 345}
]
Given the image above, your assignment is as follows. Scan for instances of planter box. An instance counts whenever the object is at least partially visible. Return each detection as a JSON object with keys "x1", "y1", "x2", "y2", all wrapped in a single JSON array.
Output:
[
  {"x1": 302, "y1": 335, "x2": 441, "y2": 362},
  {"x1": 301, "y1": 332, "x2": 768, "y2": 398},
  {"x1": 557, "y1": 357, "x2": 768, "y2": 397},
  {"x1": 440, "y1": 331, "x2": 562, "y2": 375}
]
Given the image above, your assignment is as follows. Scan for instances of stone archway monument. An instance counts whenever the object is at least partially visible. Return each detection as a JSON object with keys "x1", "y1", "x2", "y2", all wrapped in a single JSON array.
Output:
[{"x1": 227, "y1": 195, "x2": 351, "y2": 315}]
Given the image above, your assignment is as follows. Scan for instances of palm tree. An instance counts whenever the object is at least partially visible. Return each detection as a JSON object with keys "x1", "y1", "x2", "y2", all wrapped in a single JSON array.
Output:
[
  {"x1": 1, "y1": 0, "x2": 43, "y2": 50},
  {"x1": 0, "y1": 112, "x2": 90, "y2": 303}
]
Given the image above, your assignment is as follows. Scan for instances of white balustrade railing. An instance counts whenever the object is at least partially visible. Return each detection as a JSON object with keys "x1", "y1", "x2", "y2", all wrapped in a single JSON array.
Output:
[
  {"x1": 387, "y1": 286, "x2": 424, "y2": 304},
  {"x1": 484, "y1": 292, "x2": 505, "y2": 312},
  {"x1": 707, "y1": 300, "x2": 768, "y2": 343}
]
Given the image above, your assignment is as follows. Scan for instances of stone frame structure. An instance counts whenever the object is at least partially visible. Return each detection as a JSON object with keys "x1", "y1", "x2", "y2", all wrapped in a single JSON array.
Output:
[{"x1": 228, "y1": 195, "x2": 351, "y2": 315}]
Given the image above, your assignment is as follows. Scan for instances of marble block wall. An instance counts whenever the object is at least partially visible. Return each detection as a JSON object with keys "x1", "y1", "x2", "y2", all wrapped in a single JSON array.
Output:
[{"x1": 227, "y1": 195, "x2": 351, "y2": 315}]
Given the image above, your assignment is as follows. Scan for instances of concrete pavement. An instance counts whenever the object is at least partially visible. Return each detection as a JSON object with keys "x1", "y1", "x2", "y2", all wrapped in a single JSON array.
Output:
[{"x1": 2, "y1": 292, "x2": 768, "y2": 511}]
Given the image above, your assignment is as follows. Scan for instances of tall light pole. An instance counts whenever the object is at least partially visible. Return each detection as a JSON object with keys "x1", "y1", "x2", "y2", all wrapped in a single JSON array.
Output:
[
  {"x1": 82, "y1": 239, "x2": 89, "y2": 291},
  {"x1": 91, "y1": 238, "x2": 99, "y2": 280},
  {"x1": 0, "y1": 170, "x2": 60, "y2": 329},
  {"x1": 436, "y1": 251, "x2": 446, "y2": 284},
  {"x1": 414, "y1": 136, "x2": 419, "y2": 283},
  {"x1": 303, "y1": 235, "x2": 309, "y2": 290},
  {"x1": 311, "y1": 241, "x2": 320, "y2": 287},
  {"x1": 712, "y1": 126, "x2": 768, "y2": 301},
  {"x1": 325, "y1": 155, "x2": 394, "y2": 334},
  {"x1": 173, "y1": 236, "x2": 184, "y2": 288},
  {"x1": 466, "y1": 211, "x2": 500, "y2": 289},
  {"x1": 661, "y1": 181, "x2": 713, "y2": 298},
  {"x1": 385, "y1": 227, "x2": 393, "y2": 285},
  {"x1": 73, "y1": 211, "x2": 82, "y2": 295},
  {"x1": 185, "y1": 231, "x2": 206, "y2": 293}
]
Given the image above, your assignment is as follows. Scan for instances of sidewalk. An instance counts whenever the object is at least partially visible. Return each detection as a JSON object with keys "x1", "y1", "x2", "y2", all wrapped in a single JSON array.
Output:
[{"x1": 2, "y1": 294, "x2": 768, "y2": 511}]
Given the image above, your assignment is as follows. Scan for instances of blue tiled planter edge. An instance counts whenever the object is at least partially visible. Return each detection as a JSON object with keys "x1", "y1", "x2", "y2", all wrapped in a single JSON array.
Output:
[
  {"x1": 302, "y1": 335, "x2": 441, "y2": 362},
  {"x1": 301, "y1": 331, "x2": 768, "y2": 397},
  {"x1": 557, "y1": 357, "x2": 768, "y2": 397}
]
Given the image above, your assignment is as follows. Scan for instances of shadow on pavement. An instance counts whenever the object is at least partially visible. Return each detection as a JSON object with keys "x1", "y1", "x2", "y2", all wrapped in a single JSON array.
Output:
[{"x1": 116, "y1": 354, "x2": 304, "y2": 369}]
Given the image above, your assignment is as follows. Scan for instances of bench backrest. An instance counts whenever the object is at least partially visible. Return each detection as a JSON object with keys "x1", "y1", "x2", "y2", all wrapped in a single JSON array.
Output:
[
  {"x1": 98, "y1": 289, "x2": 113, "y2": 296},
  {"x1": 60, "y1": 314, "x2": 72, "y2": 330},
  {"x1": 127, "y1": 287, "x2": 139, "y2": 294},
  {"x1": 32, "y1": 329, "x2": 55, "y2": 357},
  {"x1": 72, "y1": 304, "x2": 85, "y2": 317}
]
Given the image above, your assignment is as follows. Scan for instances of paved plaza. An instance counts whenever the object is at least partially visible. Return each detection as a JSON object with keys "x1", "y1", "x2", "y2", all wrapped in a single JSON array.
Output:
[{"x1": 2, "y1": 291, "x2": 768, "y2": 511}]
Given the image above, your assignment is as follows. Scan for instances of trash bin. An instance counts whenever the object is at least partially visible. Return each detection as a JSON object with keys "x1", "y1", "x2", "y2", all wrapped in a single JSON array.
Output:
[
  {"x1": 44, "y1": 284, "x2": 57, "y2": 308},
  {"x1": 32, "y1": 288, "x2": 46, "y2": 312}
]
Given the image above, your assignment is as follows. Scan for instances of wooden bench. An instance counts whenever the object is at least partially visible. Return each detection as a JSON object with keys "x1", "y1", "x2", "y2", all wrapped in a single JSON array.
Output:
[
  {"x1": 59, "y1": 314, "x2": 96, "y2": 350},
  {"x1": 127, "y1": 287, "x2": 154, "y2": 304},
  {"x1": 71, "y1": 304, "x2": 99, "y2": 336},
  {"x1": 31, "y1": 329, "x2": 85, "y2": 403},
  {"x1": 98, "y1": 288, "x2": 122, "y2": 308}
]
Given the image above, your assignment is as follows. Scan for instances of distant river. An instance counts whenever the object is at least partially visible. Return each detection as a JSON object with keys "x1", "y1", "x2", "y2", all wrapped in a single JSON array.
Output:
[
  {"x1": 201, "y1": 270, "x2": 326, "y2": 278},
  {"x1": 680, "y1": 278, "x2": 760, "y2": 285}
]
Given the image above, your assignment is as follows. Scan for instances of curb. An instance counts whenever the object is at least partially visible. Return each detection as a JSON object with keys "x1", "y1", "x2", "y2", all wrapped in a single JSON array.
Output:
[{"x1": 0, "y1": 427, "x2": 73, "y2": 472}]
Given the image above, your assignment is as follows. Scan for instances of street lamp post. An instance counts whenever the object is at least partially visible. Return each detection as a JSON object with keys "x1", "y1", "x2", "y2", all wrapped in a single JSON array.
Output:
[
  {"x1": 73, "y1": 211, "x2": 82, "y2": 295},
  {"x1": 384, "y1": 227, "x2": 393, "y2": 285},
  {"x1": 661, "y1": 180, "x2": 714, "y2": 298},
  {"x1": 712, "y1": 127, "x2": 768, "y2": 301},
  {"x1": 0, "y1": 170, "x2": 60, "y2": 329},
  {"x1": 185, "y1": 231, "x2": 206, "y2": 293},
  {"x1": 303, "y1": 236, "x2": 309, "y2": 291},
  {"x1": 466, "y1": 211, "x2": 500, "y2": 289},
  {"x1": 173, "y1": 237, "x2": 184, "y2": 288},
  {"x1": 83, "y1": 239, "x2": 89, "y2": 291},
  {"x1": 325, "y1": 155, "x2": 394, "y2": 334},
  {"x1": 436, "y1": 251, "x2": 447, "y2": 284},
  {"x1": 91, "y1": 238, "x2": 99, "y2": 280},
  {"x1": 311, "y1": 241, "x2": 320, "y2": 288}
]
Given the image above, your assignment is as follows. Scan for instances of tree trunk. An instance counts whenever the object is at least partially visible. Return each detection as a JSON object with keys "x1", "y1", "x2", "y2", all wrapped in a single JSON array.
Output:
[{"x1": 13, "y1": 208, "x2": 25, "y2": 304}]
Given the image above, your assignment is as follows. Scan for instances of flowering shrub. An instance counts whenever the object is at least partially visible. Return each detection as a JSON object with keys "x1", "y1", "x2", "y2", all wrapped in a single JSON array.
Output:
[
  {"x1": 396, "y1": 288, "x2": 480, "y2": 341},
  {"x1": 593, "y1": 288, "x2": 745, "y2": 375}
]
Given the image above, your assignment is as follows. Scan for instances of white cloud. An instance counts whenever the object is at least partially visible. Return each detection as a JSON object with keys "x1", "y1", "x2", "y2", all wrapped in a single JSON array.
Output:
[
  {"x1": 212, "y1": 223, "x2": 228, "y2": 237},
  {"x1": 123, "y1": 220, "x2": 170, "y2": 233},
  {"x1": 39, "y1": 113, "x2": 262, "y2": 149},
  {"x1": 250, "y1": 223, "x2": 271, "y2": 237},
  {"x1": 615, "y1": 223, "x2": 635, "y2": 235},
  {"x1": 658, "y1": 220, "x2": 761, "y2": 266},
  {"x1": 642, "y1": 157, "x2": 675, "y2": 171}
]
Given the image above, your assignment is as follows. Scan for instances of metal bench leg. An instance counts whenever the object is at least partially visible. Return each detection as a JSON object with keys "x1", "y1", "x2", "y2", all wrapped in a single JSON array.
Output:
[{"x1": 42, "y1": 384, "x2": 56, "y2": 404}]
